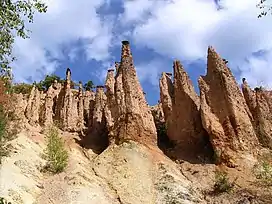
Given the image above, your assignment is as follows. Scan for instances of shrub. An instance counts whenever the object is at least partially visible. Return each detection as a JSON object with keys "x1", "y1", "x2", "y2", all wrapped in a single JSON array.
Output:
[
  {"x1": 253, "y1": 153, "x2": 272, "y2": 186},
  {"x1": 0, "y1": 106, "x2": 8, "y2": 163},
  {"x1": 43, "y1": 126, "x2": 68, "y2": 174},
  {"x1": 11, "y1": 83, "x2": 33, "y2": 94},
  {"x1": 39, "y1": 74, "x2": 61, "y2": 91},
  {"x1": 213, "y1": 170, "x2": 234, "y2": 194},
  {"x1": 0, "y1": 80, "x2": 8, "y2": 163},
  {"x1": 0, "y1": 197, "x2": 11, "y2": 204},
  {"x1": 83, "y1": 80, "x2": 94, "y2": 91},
  {"x1": 0, "y1": 105, "x2": 7, "y2": 142}
]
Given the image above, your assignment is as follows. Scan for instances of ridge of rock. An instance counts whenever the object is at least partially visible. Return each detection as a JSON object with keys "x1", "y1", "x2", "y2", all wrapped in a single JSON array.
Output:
[
  {"x1": 199, "y1": 47, "x2": 259, "y2": 167},
  {"x1": 159, "y1": 60, "x2": 211, "y2": 161}
]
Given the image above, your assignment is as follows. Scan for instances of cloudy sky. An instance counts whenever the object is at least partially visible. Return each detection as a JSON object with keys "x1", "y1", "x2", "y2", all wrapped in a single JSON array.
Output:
[{"x1": 11, "y1": 0, "x2": 272, "y2": 105}]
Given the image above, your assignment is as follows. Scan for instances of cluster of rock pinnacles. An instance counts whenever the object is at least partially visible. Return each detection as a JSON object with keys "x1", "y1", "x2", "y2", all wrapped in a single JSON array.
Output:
[{"x1": 14, "y1": 41, "x2": 272, "y2": 167}]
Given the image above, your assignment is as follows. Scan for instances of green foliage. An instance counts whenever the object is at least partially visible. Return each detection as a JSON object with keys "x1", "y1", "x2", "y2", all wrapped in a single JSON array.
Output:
[
  {"x1": 34, "y1": 74, "x2": 80, "y2": 91},
  {"x1": 0, "y1": 0, "x2": 47, "y2": 76},
  {"x1": 83, "y1": 80, "x2": 94, "y2": 91},
  {"x1": 37, "y1": 74, "x2": 61, "y2": 91},
  {"x1": 0, "y1": 197, "x2": 11, "y2": 204},
  {"x1": 11, "y1": 83, "x2": 33, "y2": 94},
  {"x1": 157, "y1": 123, "x2": 167, "y2": 138},
  {"x1": 0, "y1": 104, "x2": 8, "y2": 162},
  {"x1": 43, "y1": 126, "x2": 68, "y2": 174},
  {"x1": 253, "y1": 153, "x2": 272, "y2": 186},
  {"x1": 0, "y1": 105, "x2": 7, "y2": 142},
  {"x1": 213, "y1": 170, "x2": 234, "y2": 194}
]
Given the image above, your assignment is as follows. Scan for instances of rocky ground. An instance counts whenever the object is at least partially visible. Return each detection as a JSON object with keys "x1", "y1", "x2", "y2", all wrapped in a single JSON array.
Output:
[{"x1": 0, "y1": 127, "x2": 271, "y2": 204}]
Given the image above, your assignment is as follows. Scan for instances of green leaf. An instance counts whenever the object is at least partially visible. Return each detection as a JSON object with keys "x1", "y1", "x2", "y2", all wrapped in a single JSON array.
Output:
[{"x1": 0, "y1": 0, "x2": 47, "y2": 78}]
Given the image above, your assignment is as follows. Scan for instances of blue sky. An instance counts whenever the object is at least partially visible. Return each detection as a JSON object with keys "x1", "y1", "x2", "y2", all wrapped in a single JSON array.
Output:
[{"x1": 11, "y1": 0, "x2": 272, "y2": 105}]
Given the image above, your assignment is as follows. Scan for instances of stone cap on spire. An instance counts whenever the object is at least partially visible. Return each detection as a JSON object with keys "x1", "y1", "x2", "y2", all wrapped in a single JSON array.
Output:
[
  {"x1": 121, "y1": 40, "x2": 132, "y2": 59},
  {"x1": 66, "y1": 68, "x2": 71, "y2": 77},
  {"x1": 122, "y1": 40, "x2": 129, "y2": 45}
]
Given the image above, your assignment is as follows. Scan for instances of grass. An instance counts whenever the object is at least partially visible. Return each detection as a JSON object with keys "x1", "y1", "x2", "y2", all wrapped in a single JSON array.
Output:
[
  {"x1": 43, "y1": 126, "x2": 68, "y2": 174},
  {"x1": 213, "y1": 170, "x2": 235, "y2": 194},
  {"x1": 253, "y1": 153, "x2": 272, "y2": 186}
]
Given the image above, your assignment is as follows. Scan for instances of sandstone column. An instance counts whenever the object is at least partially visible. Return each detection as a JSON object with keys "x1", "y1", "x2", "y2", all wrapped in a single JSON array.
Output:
[
  {"x1": 77, "y1": 81, "x2": 84, "y2": 130},
  {"x1": 111, "y1": 41, "x2": 157, "y2": 146},
  {"x1": 254, "y1": 88, "x2": 272, "y2": 148},
  {"x1": 88, "y1": 86, "x2": 108, "y2": 150},
  {"x1": 159, "y1": 72, "x2": 173, "y2": 122},
  {"x1": 104, "y1": 69, "x2": 116, "y2": 144},
  {"x1": 56, "y1": 68, "x2": 78, "y2": 131},
  {"x1": 199, "y1": 47, "x2": 259, "y2": 167},
  {"x1": 25, "y1": 86, "x2": 41, "y2": 125}
]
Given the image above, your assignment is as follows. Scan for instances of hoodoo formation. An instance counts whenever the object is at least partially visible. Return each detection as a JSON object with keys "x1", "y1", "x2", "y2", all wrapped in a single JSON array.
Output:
[
  {"x1": 159, "y1": 60, "x2": 211, "y2": 161},
  {"x1": 12, "y1": 41, "x2": 272, "y2": 167}
]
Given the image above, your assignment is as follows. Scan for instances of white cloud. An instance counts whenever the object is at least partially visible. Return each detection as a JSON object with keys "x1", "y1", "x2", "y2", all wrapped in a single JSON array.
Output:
[
  {"x1": 135, "y1": 59, "x2": 167, "y2": 87},
  {"x1": 12, "y1": 0, "x2": 113, "y2": 82},
  {"x1": 11, "y1": 0, "x2": 272, "y2": 91},
  {"x1": 120, "y1": 0, "x2": 272, "y2": 89},
  {"x1": 120, "y1": 0, "x2": 154, "y2": 24}
]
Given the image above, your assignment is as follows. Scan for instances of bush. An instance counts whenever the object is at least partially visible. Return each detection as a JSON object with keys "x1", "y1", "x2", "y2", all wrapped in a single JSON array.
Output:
[
  {"x1": 213, "y1": 170, "x2": 234, "y2": 194},
  {"x1": 83, "y1": 80, "x2": 94, "y2": 91},
  {"x1": 0, "y1": 197, "x2": 11, "y2": 204},
  {"x1": 0, "y1": 80, "x2": 8, "y2": 163},
  {"x1": 43, "y1": 126, "x2": 68, "y2": 174},
  {"x1": 253, "y1": 153, "x2": 272, "y2": 186},
  {"x1": 11, "y1": 83, "x2": 33, "y2": 94},
  {"x1": 38, "y1": 74, "x2": 61, "y2": 91},
  {"x1": 0, "y1": 104, "x2": 8, "y2": 159}
]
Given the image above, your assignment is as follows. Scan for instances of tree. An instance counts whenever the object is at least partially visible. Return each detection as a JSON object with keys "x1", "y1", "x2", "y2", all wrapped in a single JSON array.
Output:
[
  {"x1": 257, "y1": 0, "x2": 271, "y2": 18},
  {"x1": 0, "y1": 0, "x2": 47, "y2": 77},
  {"x1": 43, "y1": 126, "x2": 68, "y2": 174},
  {"x1": 84, "y1": 80, "x2": 94, "y2": 91},
  {"x1": 39, "y1": 74, "x2": 61, "y2": 91},
  {"x1": 34, "y1": 74, "x2": 79, "y2": 91}
]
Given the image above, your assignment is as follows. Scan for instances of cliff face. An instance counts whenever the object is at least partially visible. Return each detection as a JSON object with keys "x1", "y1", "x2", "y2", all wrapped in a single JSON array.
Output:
[
  {"x1": 14, "y1": 41, "x2": 157, "y2": 150},
  {"x1": 14, "y1": 69, "x2": 95, "y2": 134},
  {"x1": 159, "y1": 72, "x2": 173, "y2": 122},
  {"x1": 242, "y1": 79, "x2": 272, "y2": 149},
  {"x1": 171, "y1": 60, "x2": 202, "y2": 145},
  {"x1": 12, "y1": 41, "x2": 271, "y2": 167},
  {"x1": 25, "y1": 86, "x2": 41, "y2": 126},
  {"x1": 198, "y1": 47, "x2": 259, "y2": 167},
  {"x1": 159, "y1": 61, "x2": 209, "y2": 159},
  {"x1": 87, "y1": 86, "x2": 108, "y2": 150},
  {"x1": 55, "y1": 68, "x2": 79, "y2": 131}
]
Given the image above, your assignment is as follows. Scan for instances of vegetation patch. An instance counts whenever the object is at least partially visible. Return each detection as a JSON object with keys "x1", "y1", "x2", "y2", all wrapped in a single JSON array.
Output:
[
  {"x1": 0, "y1": 197, "x2": 11, "y2": 204},
  {"x1": 0, "y1": 79, "x2": 18, "y2": 163},
  {"x1": 11, "y1": 83, "x2": 33, "y2": 94},
  {"x1": 42, "y1": 126, "x2": 68, "y2": 174},
  {"x1": 212, "y1": 170, "x2": 235, "y2": 194},
  {"x1": 253, "y1": 152, "x2": 272, "y2": 186}
]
